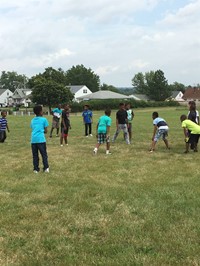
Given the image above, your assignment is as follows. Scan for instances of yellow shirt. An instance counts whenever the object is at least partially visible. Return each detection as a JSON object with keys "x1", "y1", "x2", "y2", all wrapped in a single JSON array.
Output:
[{"x1": 182, "y1": 119, "x2": 200, "y2": 134}]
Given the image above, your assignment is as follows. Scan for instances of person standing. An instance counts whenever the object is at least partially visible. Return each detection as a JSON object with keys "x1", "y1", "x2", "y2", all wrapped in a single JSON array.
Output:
[
  {"x1": 125, "y1": 103, "x2": 134, "y2": 142},
  {"x1": 60, "y1": 104, "x2": 71, "y2": 146},
  {"x1": 0, "y1": 111, "x2": 10, "y2": 143},
  {"x1": 82, "y1": 105, "x2": 93, "y2": 137},
  {"x1": 112, "y1": 103, "x2": 130, "y2": 144},
  {"x1": 49, "y1": 104, "x2": 62, "y2": 138},
  {"x1": 30, "y1": 105, "x2": 49, "y2": 173}
]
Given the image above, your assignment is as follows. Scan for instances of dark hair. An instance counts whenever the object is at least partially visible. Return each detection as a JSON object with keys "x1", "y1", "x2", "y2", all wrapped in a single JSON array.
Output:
[
  {"x1": 105, "y1": 108, "x2": 111, "y2": 116},
  {"x1": 152, "y1": 112, "x2": 158, "y2": 118},
  {"x1": 119, "y1": 103, "x2": 124, "y2": 106},
  {"x1": 1, "y1": 110, "x2": 6, "y2": 115},
  {"x1": 180, "y1": 114, "x2": 187, "y2": 121},
  {"x1": 33, "y1": 105, "x2": 42, "y2": 116},
  {"x1": 189, "y1": 101, "x2": 196, "y2": 111}
]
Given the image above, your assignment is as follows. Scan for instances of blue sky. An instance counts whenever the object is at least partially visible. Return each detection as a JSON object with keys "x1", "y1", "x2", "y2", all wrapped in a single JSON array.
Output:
[{"x1": 0, "y1": 0, "x2": 199, "y2": 87}]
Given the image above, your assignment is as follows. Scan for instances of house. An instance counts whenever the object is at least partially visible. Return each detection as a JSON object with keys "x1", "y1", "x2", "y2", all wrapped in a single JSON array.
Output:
[
  {"x1": 167, "y1": 91, "x2": 185, "y2": 102},
  {"x1": 0, "y1": 88, "x2": 13, "y2": 107},
  {"x1": 182, "y1": 87, "x2": 200, "y2": 104},
  {"x1": 77, "y1": 90, "x2": 131, "y2": 101},
  {"x1": 9, "y1": 88, "x2": 32, "y2": 106},
  {"x1": 68, "y1": 85, "x2": 92, "y2": 102}
]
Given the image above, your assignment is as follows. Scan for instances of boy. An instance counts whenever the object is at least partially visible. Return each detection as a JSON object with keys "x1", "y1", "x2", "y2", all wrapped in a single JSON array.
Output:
[
  {"x1": 60, "y1": 104, "x2": 71, "y2": 146},
  {"x1": 0, "y1": 111, "x2": 9, "y2": 143},
  {"x1": 82, "y1": 105, "x2": 93, "y2": 137},
  {"x1": 31, "y1": 105, "x2": 49, "y2": 173},
  {"x1": 93, "y1": 108, "x2": 112, "y2": 155},
  {"x1": 49, "y1": 104, "x2": 62, "y2": 137},
  {"x1": 125, "y1": 103, "x2": 134, "y2": 142},
  {"x1": 112, "y1": 103, "x2": 130, "y2": 144},
  {"x1": 149, "y1": 112, "x2": 170, "y2": 152},
  {"x1": 180, "y1": 114, "x2": 200, "y2": 153}
]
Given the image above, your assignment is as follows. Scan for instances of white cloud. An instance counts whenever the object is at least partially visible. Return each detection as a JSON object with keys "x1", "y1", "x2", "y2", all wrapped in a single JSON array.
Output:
[{"x1": 0, "y1": 0, "x2": 199, "y2": 86}]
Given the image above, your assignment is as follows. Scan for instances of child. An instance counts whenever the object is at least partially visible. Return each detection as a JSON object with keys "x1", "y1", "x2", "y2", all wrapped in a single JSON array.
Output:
[
  {"x1": 149, "y1": 112, "x2": 170, "y2": 152},
  {"x1": 49, "y1": 104, "x2": 62, "y2": 137},
  {"x1": 60, "y1": 104, "x2": 71, "y2": 146},
  {"x1": 180, "y1": 114, "x2": 200, "y2": 153},
  {"x1": 30, "y1": 105, "x2": 49, "y2": 173},
  {"x1": 93, "y1": 108, "x2": 112, "y2": 155},
  {"x1": 82, "y1": 105, "x2": 93, "y2": 137},
  {"x1": 0, "y1": 111, "x2": 9, "y2": 143},
  {"x1": 125, "y1": 103, "x2": 134, "y2": 142},
  {"x1": 112, "y1": 103, "x2": 130, "y2": 144}
]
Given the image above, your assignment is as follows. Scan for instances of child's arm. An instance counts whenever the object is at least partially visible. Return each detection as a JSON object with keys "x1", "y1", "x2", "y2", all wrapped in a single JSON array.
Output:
[
  {"x1": 106, "y1": 126, "x2": 110, "y2": 138},
  {"x1": 132, "y1": 111, "x2": 134, "y2": 120},
  {"x1": 152, "y1": 125, "x2": 157, "y2": 141},
  {"x1": 6, "y1": 123, "x2": 10, "y2": 132},
  {"x1": 44, "y1": 127, "x2": 48, "y2": 134}
]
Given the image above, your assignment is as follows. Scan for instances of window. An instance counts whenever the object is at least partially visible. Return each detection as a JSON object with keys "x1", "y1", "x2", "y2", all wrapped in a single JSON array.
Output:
[{"x1": 83, "y1": 89, "x2": 87, "y2": 93}]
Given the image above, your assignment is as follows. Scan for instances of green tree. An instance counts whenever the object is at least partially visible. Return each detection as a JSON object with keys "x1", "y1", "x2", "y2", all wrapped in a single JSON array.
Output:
[
  {"x1": 30, "y1": 68, "x2": 73, "y2": 112},
  {"x1": 169, "y1": 82, "x2": 186, "y2": 93},
  {"x1": 0, "y1": 71, "x2": 29, "y2": 92},
  {"x1": 147, "y1": 70, "x2": 170, "y2": 101},
  {"x1": 65, "y1": 64, "x2": 100, "y2": 92},
  {"x1": 132, "y1": 72, "x2": 147, "y2": 94},
  {"x1": 100, "y1": 83, "x2": 119, "y2": 93}
]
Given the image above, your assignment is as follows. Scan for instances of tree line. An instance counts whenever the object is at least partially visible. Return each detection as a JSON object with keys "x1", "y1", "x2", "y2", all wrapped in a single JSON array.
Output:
[{"x1": 0, "y1": 65, "x2": 195, "y2": 109}]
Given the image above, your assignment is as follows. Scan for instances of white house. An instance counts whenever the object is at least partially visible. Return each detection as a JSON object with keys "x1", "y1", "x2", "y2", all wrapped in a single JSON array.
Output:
[
  {"x1": 167, "y1": 91, "x2": 185, "y2": 102},
  {"x1": 0, "y1": 88, "x2": 13, "y2": 107},
  {"x1": 68, "y1": 85, "x2": 92, "y2": 102},
  {"x1": 9, "y1": 88, "x2": 32, "y2": 106}
]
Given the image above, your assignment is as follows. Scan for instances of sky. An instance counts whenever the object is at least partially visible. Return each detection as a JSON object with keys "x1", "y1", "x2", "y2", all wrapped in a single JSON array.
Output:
[{"x1": 0, "y1": 0, "x2": 199, "y2": 87}]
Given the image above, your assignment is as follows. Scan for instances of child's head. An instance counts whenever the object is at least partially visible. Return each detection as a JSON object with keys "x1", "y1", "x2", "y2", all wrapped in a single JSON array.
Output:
[
  {"x1": 180, "y1": 114, "x2": 187, "y2": 122},
  {"x1": 152, "y1": 112, "x2": 158, "y2": 119},
  {"x1": 33, "y1": 105, "x2": 43, "y2": 116},
  {"x1": 105, "y1": 108, "x2": 111, "y2": 117},
  {"x1": 63, "y1": 104, "x2": 70, "y2": 111},
  {"x1": 189, "y1": 101, "x2": 196, "y2": 111},
  {"x1": 84, "y1": 104, "x2": 89, "y2": 110},
  {"x1": 119, "y1": 103, "x2": 125, "y2": 110},
  {"x1": 1, "y1": 111, "x2": 7, "y2": 118}
]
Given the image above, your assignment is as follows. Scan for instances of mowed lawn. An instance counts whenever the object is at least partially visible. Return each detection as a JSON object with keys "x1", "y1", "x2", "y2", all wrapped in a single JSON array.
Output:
[{"x1": 0, "y1": 107, "x2": 200, "y2": 265}]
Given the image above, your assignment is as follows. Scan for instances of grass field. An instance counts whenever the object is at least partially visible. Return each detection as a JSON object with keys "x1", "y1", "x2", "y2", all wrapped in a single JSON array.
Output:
[{"x1": 0, "y1": 107, "x2": 200, "y2": 265}]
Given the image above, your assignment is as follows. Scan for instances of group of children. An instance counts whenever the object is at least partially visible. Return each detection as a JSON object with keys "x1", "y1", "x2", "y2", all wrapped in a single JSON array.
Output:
[{"x1": 1, "y1": 100, "x2": 200, "y2": 173}]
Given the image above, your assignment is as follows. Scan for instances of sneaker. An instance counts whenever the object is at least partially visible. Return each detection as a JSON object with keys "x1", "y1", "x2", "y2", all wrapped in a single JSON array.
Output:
[
  {"x1": 86, "y1": 135, "x2": 89, "y2": 138},
  {"x1": 90, "y1": 134, "x2": 93, "y2": 137},
  {"x1": 44, "y1": 168, "x2": 49, "y2": 173},
  {"x1": 60, "y1": 144, "x2": 63, "y2": 147},
  {"x1": 56, "y1": 134, "x2": 59, "y2": 137},
  {"x1": 33, "y1": 170, "x2": 39, "y2": 174},
  {"x1": 93, "y1": 149, "x2": 97, "y2": 155},
  {"x1": 49, "y1": 135, "x2": 52, "y2": 138},
  {"x1": 149, "y1": 149, "x2": 154, "y2": 153},
  {"x1": 106, "y1": 151, "x2": 112, "y2": 155}
]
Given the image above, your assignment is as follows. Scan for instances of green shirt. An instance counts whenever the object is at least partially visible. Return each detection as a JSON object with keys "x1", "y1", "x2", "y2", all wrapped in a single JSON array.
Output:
[
  {"x1": 97, "y1": 115, "x2": 112, "y2": 134},
  {"x1": 182, "y1": 119, "x2": 200, "y2": 134}
]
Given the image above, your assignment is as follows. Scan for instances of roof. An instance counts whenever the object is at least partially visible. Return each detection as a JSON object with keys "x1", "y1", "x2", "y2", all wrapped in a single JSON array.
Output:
[
  {"x1": 67, "y1": 85, "x2": 86, "y2": 94},
  {"x1": 129, "y1": 94, "x2": 150, "y2": 101},
  {"x1": 171, "y1": 91, "x2": 182, "y2": 98},
  {"x1": 183, "y1": 87, "x2": 200, "y2": 100},
  {"x1": 12, "y1": 88, "x2": 32, "y2": 99},
  {"x1": 77, "y1": 90, "x2": 130, "y2": 100},
  {"x1": 0, "y1": 89, "x2": 7, "y2": 95}
]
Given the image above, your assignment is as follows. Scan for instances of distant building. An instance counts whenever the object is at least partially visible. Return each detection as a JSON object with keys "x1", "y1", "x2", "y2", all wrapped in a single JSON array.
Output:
[
  {"x1": 166, "y1": 91, "x2": 185, "y2": 102},
  {"x1": 9, "y1": 88, "x2": 32, "y2": 106},
  {"x1": 182, "y1": 87, "x2": 200, "y2": 104},
  {"x1": 0, "y1": 88, "x2": 13, "y2": 107},
  {"x1": 129, "y1": 94, "x2": 150, "y2": 101},
  {"x1": 68, "y1": 85, "x2": 92, "y2": 102}
]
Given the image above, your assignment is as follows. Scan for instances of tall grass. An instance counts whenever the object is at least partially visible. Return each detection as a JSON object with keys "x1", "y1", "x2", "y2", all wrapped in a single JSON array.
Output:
[{"x1": 0, "y1": 107, "x2": 200, "y2": 265}]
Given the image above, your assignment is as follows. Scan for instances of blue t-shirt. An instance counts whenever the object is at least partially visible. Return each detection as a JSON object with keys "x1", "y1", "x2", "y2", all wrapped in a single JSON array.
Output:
[
  {"x1": 30, "y1": 116, "x2": 49, "y2": 143},
  {"x1": 97, "y1": 115, "x2": 112, "y2": 134},
  {"x1": 153, "y1": 117, "x2": 168, "y2": 129},
  {"x1": 0, "y1": 117, "x2": 7, "y2": 131},
  {"x1": 52, "y1": 108, "x2": 62, "y2": 118},
  {"x1": 82, "y1": 110, "x2": 93, "y2": 123}
]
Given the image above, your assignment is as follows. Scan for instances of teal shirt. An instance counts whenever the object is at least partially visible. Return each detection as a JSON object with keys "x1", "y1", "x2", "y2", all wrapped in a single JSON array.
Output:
[
  {"x1": 97, "y1": 115, "x2": 112, "y2": 133},
  {"x1": 31, "y1": 116, "x2": 49, "y2": 143}
]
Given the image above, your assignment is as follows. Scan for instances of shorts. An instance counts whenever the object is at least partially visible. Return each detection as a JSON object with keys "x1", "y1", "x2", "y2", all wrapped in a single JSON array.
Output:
[
  {"x1": 154, "y1": 129, "x2": 168, "y2": 142},
  {"x1": 189, "y1": 134, "x2": 200, "y2": 144},
  {"x1": 61, "y1": 127, "x2": 69, "y2": 137},
  {"x1": 52, "y1": 117, "x2": 60, "y2": 129},
  {"x1": 97, "y1": 133, "x2": 110, "y2": 144}
]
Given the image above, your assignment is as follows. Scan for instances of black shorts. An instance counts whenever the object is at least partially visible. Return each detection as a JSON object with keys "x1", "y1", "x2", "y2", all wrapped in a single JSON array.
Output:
[{"x1": 189, "y1": 134, "x2": 200, "y2": 144}]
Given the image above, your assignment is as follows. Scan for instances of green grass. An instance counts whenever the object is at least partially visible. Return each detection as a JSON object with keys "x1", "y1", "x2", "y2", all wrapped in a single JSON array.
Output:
[{"x1": 0, "y1": 107, "x2": 200, "y2": 265}]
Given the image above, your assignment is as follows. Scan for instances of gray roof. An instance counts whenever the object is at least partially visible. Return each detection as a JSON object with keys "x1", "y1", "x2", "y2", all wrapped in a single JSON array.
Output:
[
  {"x1": 0, "y1": 89, "x2": 7, "y2": 95},
  {"x1": 129, "y1": 94, "x2": 150, "y2": 101},
  {"x1": 171, "y1": 91, "x2": 181, "y2": 98},
  {"x1": 77, "y1": 90, "x2": 130, "y2": 100},
  {"x1": 67, "y1": 85, "x2": 86, "y2": 94}
]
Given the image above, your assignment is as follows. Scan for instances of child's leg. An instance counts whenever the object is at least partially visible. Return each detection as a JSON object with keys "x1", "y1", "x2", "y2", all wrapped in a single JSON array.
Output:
[
  {"x1": 89, "y1": 123, "x2": 92, "y2": 135},
  {"x1": 60, "y1": 128, "x2": 64, "y2": 145},
  {"x1": 112, "y1": 125, "x2": 121, "y2": 141},
  {"x1": 150, "y1": 140, "x2": 156, "y2": 151},
  {"x1": 123, "y1": 125, "x2": 130, "y2": 144},
  {"x1": 64, "y1": 135, "x2": 68, "y2": 144},
  {"x1": 31, "y1": 143, "x2": 40, "y2": 171},
  {"x1": 85, "y1": 124, "x2": 88, "y2": 136},
  {"x1": 38, "y1": 142, "x2": 49, "y2": 170},
  {"x1": 163, "y1": 139, "x2": 169, "y2": 149}
]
